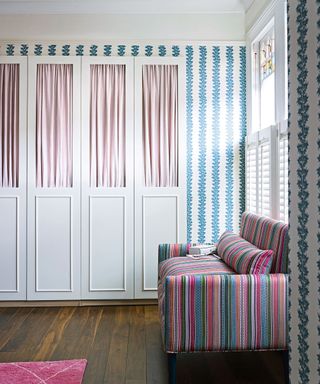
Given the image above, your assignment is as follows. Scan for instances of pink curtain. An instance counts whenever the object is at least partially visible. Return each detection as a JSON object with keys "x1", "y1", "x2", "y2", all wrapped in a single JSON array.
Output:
[
  {"x1": 90, "y1": 64, "x2": 126, "y2": 187},
  {"x1": 142, "y1": 64, "x2": 178, "y2": 187},
  {"x1": 36, "y1": 64, "x2": 73, "y2": 188},
  {"x1": 0, "y1": 64, "x2": 19, "y2": 188}
]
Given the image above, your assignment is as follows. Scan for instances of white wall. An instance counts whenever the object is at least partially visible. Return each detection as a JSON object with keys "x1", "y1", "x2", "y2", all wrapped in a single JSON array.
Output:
[
  {"x1": 0, "y1": 13, "x2": 245, "y2": 41},
  {"x1": 245, "y1": 0, "x2": 273, "y2": 32}
]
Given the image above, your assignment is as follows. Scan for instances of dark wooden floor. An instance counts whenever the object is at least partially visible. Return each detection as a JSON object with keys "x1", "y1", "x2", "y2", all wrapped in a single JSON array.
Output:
[{"x1": 0, "y1": 305, "x2": 285, "y2": 383}]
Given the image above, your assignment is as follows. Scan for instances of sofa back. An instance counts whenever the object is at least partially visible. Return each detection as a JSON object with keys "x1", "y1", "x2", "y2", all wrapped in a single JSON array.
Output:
[{"x1": 240, "y1": 212, "x2": 289, "y2": 273}]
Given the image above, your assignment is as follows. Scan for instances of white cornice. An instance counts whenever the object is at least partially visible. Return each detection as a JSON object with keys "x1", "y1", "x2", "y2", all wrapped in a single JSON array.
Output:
[{"x1": 0, "y1": 0, "x2": 248, "y2": 15}]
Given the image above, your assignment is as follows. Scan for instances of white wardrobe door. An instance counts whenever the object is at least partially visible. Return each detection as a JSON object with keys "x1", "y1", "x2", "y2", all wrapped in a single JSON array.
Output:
[
  {"x1": 0, "y1": 57, "x2": 27, "y2": 300},
  {"x1": 134, "y1": 57, "x2": 187, "y2": 299},
  {"x1": 81, "y1": 57, "x2": 134, "y2": 299},
  {"x1": 27, "y1": 56, "x2": 81, "y2": 300}
]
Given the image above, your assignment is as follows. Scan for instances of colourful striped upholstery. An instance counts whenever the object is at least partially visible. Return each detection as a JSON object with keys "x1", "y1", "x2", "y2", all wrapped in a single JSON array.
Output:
[
  {"x1": 240, "y1": 212, "x2": 288, "y2": 273},
  {"x1": 158, "y1": 212, "x2": 289, "y2": 355},
  {"x1": 158, "y1": 243, "x2": 215, "y2": 263},
  {"x1": 159, "y1": 256, "x2": 234, "y2": 281},
  {"x1": 158, "y1": 243, "x2": 194, "y2": 263},
  {"x1": 159, "y1": 274, "x2": 288, "y2": 353},
  {"x1": 217, "y1": 231, "x2": 273, "y2": 274}
]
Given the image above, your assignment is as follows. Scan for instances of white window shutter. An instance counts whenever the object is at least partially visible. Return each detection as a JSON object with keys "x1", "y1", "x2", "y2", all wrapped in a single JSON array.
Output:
[
  {"x1": 246, "y1": 144, "x2": 257, "y2": 213},
  {"x1": 258, "y1": 140, "x2": 271, "y2": 217},
  {"x1": 279, "y1": 134, "x2": 288, "y2": 222}
]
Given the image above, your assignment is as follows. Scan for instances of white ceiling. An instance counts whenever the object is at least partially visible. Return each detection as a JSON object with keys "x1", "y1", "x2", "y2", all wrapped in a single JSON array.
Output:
[{"x1": 0, "y1": 0, "x2": 255, "y2": 14}]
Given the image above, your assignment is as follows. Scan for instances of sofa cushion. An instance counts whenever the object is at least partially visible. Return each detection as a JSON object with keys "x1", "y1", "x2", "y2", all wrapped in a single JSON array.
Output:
[
  {"x1": 217, "y1": 231, "x2": 273, "y2": 274},
  {"x1": 159, "y1": 256, "x2": 235, "y2": 282}
]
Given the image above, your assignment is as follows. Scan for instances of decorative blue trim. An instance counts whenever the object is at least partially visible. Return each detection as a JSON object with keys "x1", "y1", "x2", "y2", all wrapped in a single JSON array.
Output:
[
  {"x1": 186, "y1": 46, "x2": 194, "y2": 242},
  {"x1": 287, "y1": 1, "x2": 293, "y2": 379},
  {"x1": 225, "y1": 46, "x2": 234, "y2": 231},
  {"x1": 317, "y1": 3, "x2": 320, "y2": 379},
  {"x1": 6, "y1": 44, "x2": 14, "y2": 56},
  {"x1": 131, "y1": 45, "x2": 139, "y2": 56},
  {"x1": 117, "y1": 45, "x2": 126, "y2": 56},
  {"x1": 145, "y1": 45, "x2": 153, "y2": 56},
  {"x1": 239, "y1": 46, "x2": 247, "y2": 223},
  {"x1": 103, "y1": 45, "x2": 112, "y2": 56},
  {"x1": 34, "y1": 44, "x2": 43, "y2": 56},
  {"x1": 296, "y1": 1, "x2": 310, "y2": 382},
  {"x1": 20, "y1": 44, "x2": 28, "y2": 56},
  {"x1": 62, "y1": 45, "x2": 70, "y2": 56},
  {"x1": 48, "y1": 44, "x2": 56, "y2": 56},
  {"x1": 76, "y1": 45, "x2": 84, "y2": 56},
  {"x1": 172, "y1": 45, "x2": 180, "y2": 57},
  {"x1": 90, "y1": 45, "x2": 98, "y2": 56},
  {"x1": 158, "y1": 45, "x2": 166, "y2": 57},
  {"x1": 211, "y1": 46, "x2": 221, "y2": 243},
  {"x1": 198, "y1": 46, "x2": 207, "y2": 243}
]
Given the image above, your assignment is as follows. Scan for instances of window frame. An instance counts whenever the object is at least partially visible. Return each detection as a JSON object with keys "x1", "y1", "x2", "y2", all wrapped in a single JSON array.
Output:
[{"x1": 246, "y1": 0, "x2": 288, "y2": 222}]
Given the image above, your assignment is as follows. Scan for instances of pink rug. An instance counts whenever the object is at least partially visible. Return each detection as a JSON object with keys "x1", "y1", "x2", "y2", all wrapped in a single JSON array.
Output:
[{"x1": 0, "y1": 359, "x2": 87, "y2": 384}]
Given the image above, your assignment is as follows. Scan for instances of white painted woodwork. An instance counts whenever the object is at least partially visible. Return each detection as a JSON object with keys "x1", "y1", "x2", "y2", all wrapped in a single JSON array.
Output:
[
  {"x1": 134, "y1": 57, "x2": 187, "y2": 299},
  {"x1": 81, "y1": 57, "x2": 134, "y2": 299},
  {"x1": 0, "y1": 57, "x2": 27, "y2": 300},
  {"x1": 27, "y1": 56, "x2": 81, "y2": 300},
  {"x1": 0, "y1": 55, "x2": 186, "y2": 301}
]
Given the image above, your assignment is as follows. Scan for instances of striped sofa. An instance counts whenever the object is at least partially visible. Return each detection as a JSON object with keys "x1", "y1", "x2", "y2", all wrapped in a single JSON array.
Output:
[{"x1": 158, "y1": 212, "x2": 289, "y2": 384}]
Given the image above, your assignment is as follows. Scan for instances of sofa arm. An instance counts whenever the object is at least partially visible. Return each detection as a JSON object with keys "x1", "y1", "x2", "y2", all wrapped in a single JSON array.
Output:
[
  {"x1": 158, "y1": 243, "x2": 216, "y2": 263},
  {"x1": 161, "y1": 273, "x2": 288, "y2": 353},
  {"x1": 158, "y1": 243, "x2": 192, "y2": 263}
]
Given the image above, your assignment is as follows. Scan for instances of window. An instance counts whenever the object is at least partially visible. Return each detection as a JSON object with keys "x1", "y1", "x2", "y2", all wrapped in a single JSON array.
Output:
[
  {"x1": 252, "y1": 24, "x2": 275, "y2": 132},
  {"x1": 246, "y1": 1, "x2": 288, "y2": 223}
]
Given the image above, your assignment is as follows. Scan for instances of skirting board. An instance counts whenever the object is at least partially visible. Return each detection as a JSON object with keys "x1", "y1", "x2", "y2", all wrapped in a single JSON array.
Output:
[{"x1": 0, "y1": 299, "x2": 158, "y2": 307}]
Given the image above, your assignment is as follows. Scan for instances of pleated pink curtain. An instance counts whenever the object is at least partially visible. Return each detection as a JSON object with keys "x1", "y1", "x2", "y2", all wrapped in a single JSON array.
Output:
[
  {"x1": 90, "y1": 64, "x2": 126, "y2": 187},
  {"x1": 36, "y1": 64, "x2": 73, "y2": 188},
  {"x1": 142, "y1": 64, "x2": 178, "y2": 187},
  {"x1": 0, "y1": 64, "x2": 19, "y2": 188}
]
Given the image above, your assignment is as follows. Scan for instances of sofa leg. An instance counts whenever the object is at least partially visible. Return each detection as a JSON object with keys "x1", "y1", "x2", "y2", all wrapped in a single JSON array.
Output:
[
  {"x1": 282, "y1": 350, "x2": 289, "y2": 384},
  {"x1": 168, "y1": 353, "x2": 177, "y2": 384}
]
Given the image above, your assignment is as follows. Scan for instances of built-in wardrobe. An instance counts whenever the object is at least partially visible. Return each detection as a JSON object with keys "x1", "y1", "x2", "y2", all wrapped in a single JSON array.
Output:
[{"x1": 0, "y1": 55, "x2": 186, "y2": 301}]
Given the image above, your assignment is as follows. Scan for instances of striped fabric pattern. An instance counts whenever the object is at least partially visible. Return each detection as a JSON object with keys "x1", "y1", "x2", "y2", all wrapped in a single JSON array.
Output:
[
  {"x1": 159, "y1": 256, "x2": 234, "y2": 281},
  {"x1": 158, "y1": 243, "x2": 194, "y2": 263},
  {"x1": 240, "y1": 212, "x2": 289, "y2": 273},
  {"x1": 159, "y1": 273, "x2": 288, "y2": 353},
  {"x1": 158, "y1": 243, "x2": 215, "y2": 263},
  {"x1": 217, "y1": 231, "x2": 273, "y2": 274}
]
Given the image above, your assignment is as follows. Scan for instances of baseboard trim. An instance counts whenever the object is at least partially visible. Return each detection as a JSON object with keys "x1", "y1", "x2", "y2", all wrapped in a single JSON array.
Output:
[{"x1": 0, "y1": 299, "x2": 158, "y2": 307}]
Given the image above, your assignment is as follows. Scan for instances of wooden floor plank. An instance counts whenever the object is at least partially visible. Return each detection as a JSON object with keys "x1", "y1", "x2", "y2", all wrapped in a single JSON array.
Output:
[
  {"x1": 83, "y1": 306, "x2": 116, "y2": 384},
  {"x1": 33, "y1": 307, "x2": 76, "y2": 360},
  {"x1": 145, "y1": 306, "x2": 168, "y2": 384},
  {"x1": 104, "y1": 306, "x2": 130, "y2": 384},
  {"x1": 126, "y1": 306, "x2": 146, "y2": 384},
  {"x1": 0, "y1": 308, "x2": 34, "y2": 351}
]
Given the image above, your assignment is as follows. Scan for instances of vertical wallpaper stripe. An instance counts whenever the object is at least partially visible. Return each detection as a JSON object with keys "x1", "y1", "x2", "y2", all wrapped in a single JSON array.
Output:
[
  {"x1": 212, "y1": 46, "x2": 221, "y2": 243},
  {"x1": 289, "y1": 1, "x2": 320, "y2": 383},
  {"x1": 186, "y1": 45, "x2": 194, "y2": 243},
  {"x1": 296, "y1": 1, "x2": 310, "y2": 382},
  {"x1": 198, "y1": 46, "x2": 207, "y2": 243},
  {"x1": 225, "y1": 46, "x2": 234, "y2": 231},
  {"x1": 239, "y1": 46, "x2": 247, "y2": 221},
  {"x1": 317, "y1": 2, "x2": 320, "y2": 377},
  {"x1": 0, "y1": 41, "x2": 246, "y2": 243}
]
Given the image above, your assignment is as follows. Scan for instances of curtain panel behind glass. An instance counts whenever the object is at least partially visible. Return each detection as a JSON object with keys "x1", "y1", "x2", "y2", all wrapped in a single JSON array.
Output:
[
  {"x1": 36, "y1": 64, "x2": 73, "y2": 188},
  {"x1": 142, "y1": 64, "x2": 178, "y2": 187},
  {"x1": 0, "y1": 64, "x2": 19, "y2": 188},
  {"x1": 90, "y1": 64, "x2": 126, "y2": 188}
]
